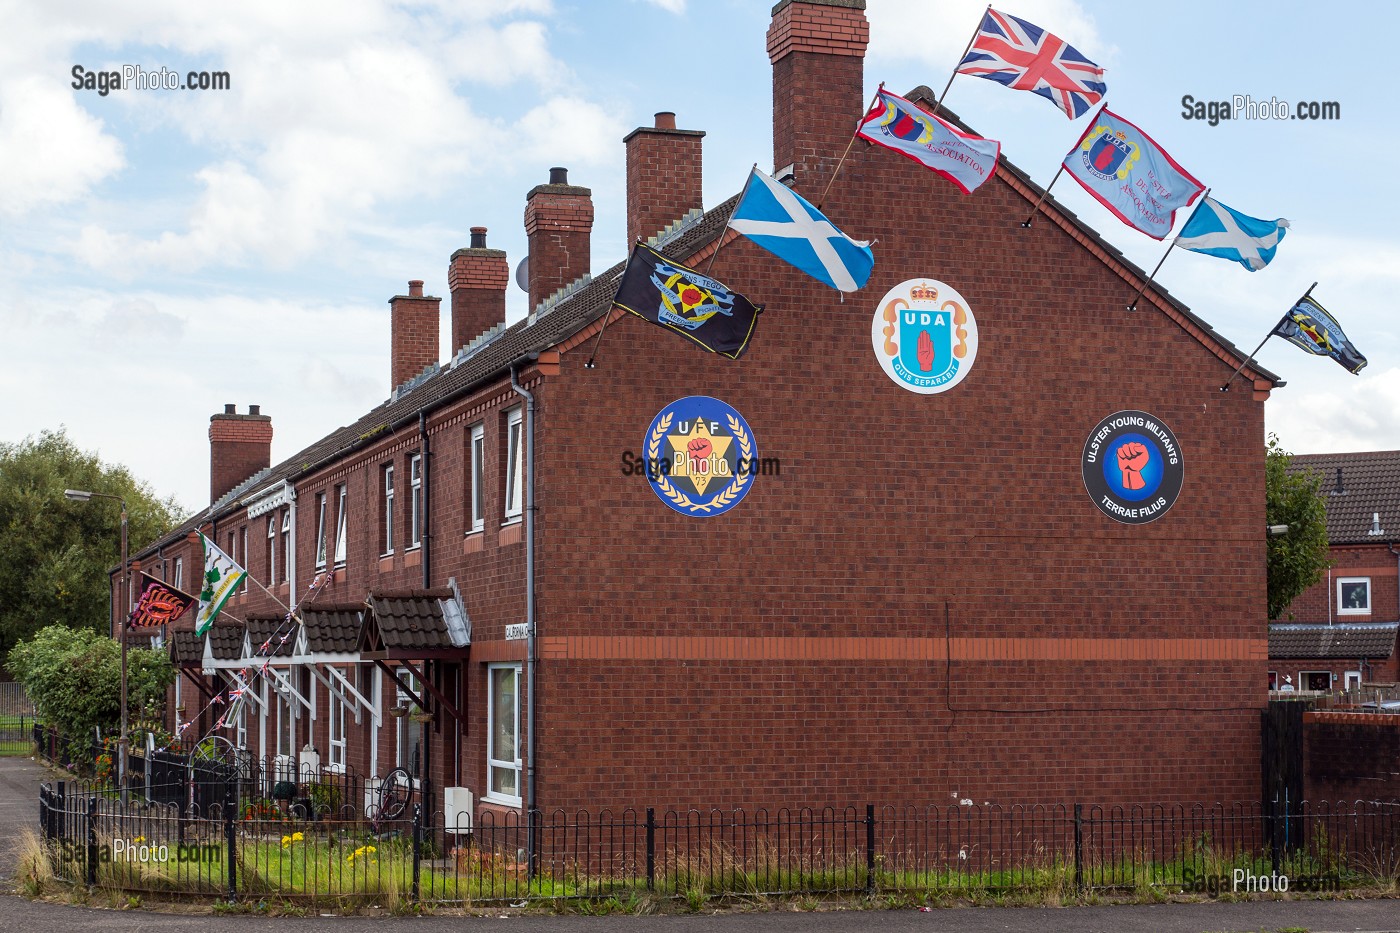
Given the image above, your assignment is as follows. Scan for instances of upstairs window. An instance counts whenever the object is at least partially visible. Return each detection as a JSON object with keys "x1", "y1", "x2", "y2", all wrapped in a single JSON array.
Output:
[
  {"x1": 470, "y1": 424, "x2": 485, "y2": 533},
  {"x1": 409, "y1": 454, "x2": 423, "y2": 548},
  {"x1": 267, "y1": 516, "x2": 278, "y2": 584},
  {"x1": 504, "y1": 407, "x2": 524, "y2": 521},
  {"x1": 280, "y1": 509, "x2": 291, "y2": 584},
  {"x1": 333, "y1": 484, "x2": 348, "y2": 566},
  {"x1": 383, "y1": 464, "x2": 395, "y2": 555},
  {"x1": 315, "y1": 493, "x2": 328, "y2": 569},
  {"x1": 1337, "y1": 577, "x2": 1370, "y2": 615}
]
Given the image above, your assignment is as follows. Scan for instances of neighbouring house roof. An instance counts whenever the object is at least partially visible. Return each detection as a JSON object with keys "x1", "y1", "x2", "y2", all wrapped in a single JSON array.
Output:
[
  {"x1": 130, "y1": 95, "x2": 1279, "y2": 564},
  {"x1": 206, "y1": 622, "x2": 244, "y2": 661},
  {"x1": 1289, "y1": 451, "x2": 1400, "y2": 545},
  {"x1": 359, "y1": 589, "x2": 470, "y2": 657},
  {"x1": 301, "y1": 604, "x2": 364, "y2": 654},
  {"x1": 1269, "y1": 622, "x2": 1399, "y2": 659}
]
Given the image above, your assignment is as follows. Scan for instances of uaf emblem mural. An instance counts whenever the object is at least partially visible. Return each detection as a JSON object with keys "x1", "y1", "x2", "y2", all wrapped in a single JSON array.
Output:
[
  {"x1": 645, "y1": 397, "x2": 757, "y2": 517},
  {"x1": 1081, "y1": 410, "x2": 1185, "y2": 524},
  {"x1": 871, "y1": 279, "x2": 978, "y2": 394}
]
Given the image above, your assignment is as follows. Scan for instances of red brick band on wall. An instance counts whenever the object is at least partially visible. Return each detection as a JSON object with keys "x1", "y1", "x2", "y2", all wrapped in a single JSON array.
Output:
[{"x1": 525, "y1": 636, "x2": 1266, "y2": 662}]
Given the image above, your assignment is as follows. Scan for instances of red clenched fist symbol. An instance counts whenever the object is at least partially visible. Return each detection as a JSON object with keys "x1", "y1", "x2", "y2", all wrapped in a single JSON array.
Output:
[
  {"x1": 1117, "y1": 442, "x2": 1149, "y2": 490},
  {"x1": 916, "y1": 330, "x2": 935, "y2": 372},
  {"x1": 687, "y1": 437, "x2": 712, "y2": 472}
]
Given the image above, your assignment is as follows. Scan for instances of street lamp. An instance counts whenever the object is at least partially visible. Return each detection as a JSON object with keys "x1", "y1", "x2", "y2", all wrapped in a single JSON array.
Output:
[{"x1": 65, "y1": 488, "x2": 129, "y2": 799}]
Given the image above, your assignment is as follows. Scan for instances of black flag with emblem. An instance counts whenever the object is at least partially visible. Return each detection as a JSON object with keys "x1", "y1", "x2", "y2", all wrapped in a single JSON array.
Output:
[{"x1": 612, "y1": 242, "x2": 762, "y2": 359}]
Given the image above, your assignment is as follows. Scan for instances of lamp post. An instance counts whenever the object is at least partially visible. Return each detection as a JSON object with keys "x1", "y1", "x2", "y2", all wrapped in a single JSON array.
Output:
[{"x1": 65, "y1": 489, "x2": 129, "y2": 799}]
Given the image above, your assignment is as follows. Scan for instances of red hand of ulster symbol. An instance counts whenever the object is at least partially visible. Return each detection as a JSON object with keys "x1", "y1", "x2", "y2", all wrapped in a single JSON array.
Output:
[
  {"x1": 687, "y1": 437, "x2": 712, "y2": 472},
  {"x1": 1117, "y1": 442, "x2": 1149, "y2": 490},
  {"x1": 916, "y1": 330, "x2": 935, "y2": 372}
]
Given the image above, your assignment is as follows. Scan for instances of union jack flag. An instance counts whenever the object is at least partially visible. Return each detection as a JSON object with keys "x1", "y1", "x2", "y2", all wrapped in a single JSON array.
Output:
[{"x1": 956, "y1": 9, "x2": 1106, "y2": 119}]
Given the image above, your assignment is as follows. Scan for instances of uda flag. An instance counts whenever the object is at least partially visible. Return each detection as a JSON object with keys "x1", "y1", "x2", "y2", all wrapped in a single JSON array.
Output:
[
  {"x1": 1062, "y1": 109, "x2": 1204, "y2": 240},
  {"x1": 857, "y1": 88, "x2": 1000, "y2": 194},
  {"x1": 957, "y1": 9, "x2": 1106, "y2": 119},
  {"x1": 195, "y1": 532, "x2": 247, "y2": 637},
  {"x1": 1176, "y1": 196, "x2": 1289, "y2": 271},
  {"x1": 126, "y1": 572, "x2": 196, "y2": 630},
  {"x1": 613, "y1": 242, "x2": 763, "y2": 359},
  {"x1": 728, "y1": 168, "x2": 874, "y2": 293},
  {"x1": 1272, "y1": 295, "x2": 1367, "y2": 374}
]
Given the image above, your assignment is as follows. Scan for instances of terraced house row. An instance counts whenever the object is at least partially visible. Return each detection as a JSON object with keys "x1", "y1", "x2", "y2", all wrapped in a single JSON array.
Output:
[{"x1": 121, "y1": 0, "x2": 1281, "y2": 823}]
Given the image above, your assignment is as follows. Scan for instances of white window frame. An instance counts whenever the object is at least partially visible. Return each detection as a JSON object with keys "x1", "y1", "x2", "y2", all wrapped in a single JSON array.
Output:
[
  {"x1": 1337, "y1": 577, "x2": 1371, "y2": 615},
  {"x1": 470, "y1": 423, "x2": 485, "y2": 533},
  {"x1": 327, "y1": 675, "x2": 347, "y2": 771},
  {"x1": 395, "y1": 672, "x2": 422, "y2": 779},
  {"x1": 280, "y1": 509, "x2": 291, "y2": 584},
  {"x1": 315, "y1": 493, "x2": 328, "y2": 569},
  {"x1": 234, "y1": 697, "x2": 248, "y2": 751},
  {"x1": 383, "y1": 464, "x2": 395, "y2": 556},
  {"x1": 1268, "y1": 670, "x2": 1278, "y2": 690},
  {"x1": 267, "y1": 516, "x2": 278, "y2": 585},
  {"x1": 172, "y1": 556, "x2": 183, "y2": 591},
  {"x1": 409, "y1": 454, "x2": 423, "y2": 548},
  {"x1": 504, "y1": 407, "x2": 524, "y2": 523},
  {"x1": 333, "y1": 483, "x2": 348, "y2": 566},
  {"x1": 276, "y1": 693, "x2": 295, "y2": 759},
  {"x1": 1300, "y1": 670, "x2": 1333, "y2": 692},
  {"x1": 1344, "y1": 670, "x2": 1362, "y2": 691},
  {"x1": 487, "y1": 663, "x2": 523, "y2": 805},
  {"x1": 240, "y1": 526, "x2": 249, "y2": 592}
]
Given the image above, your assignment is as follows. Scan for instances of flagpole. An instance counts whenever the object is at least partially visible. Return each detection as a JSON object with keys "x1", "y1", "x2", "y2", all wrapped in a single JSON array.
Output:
[
  {"x1": 703, "y1": 165, "x2": 756, "y2": 278},
  {"x1": 817, "y1": 85, "x2": 885, "y2": 211},
  {"x1": 929, "y1": 5, "x2": 989, "y2": 120},
  {"x1": 1020, "y1": 164, "x2": 1065, "y2": 228},
  {"x1": 586, "y1": 246, "x2": 637, "y2": 369},
  {"x1": 1125, "y1": 189, "x2": 1209, "y2": 311},
  {"x1": 1219, "y1": 281, "x2": 1315, "y2": 391}
]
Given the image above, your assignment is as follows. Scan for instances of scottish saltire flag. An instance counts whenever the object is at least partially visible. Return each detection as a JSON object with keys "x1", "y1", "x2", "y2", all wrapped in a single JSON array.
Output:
[
  {"x1": 1177, "y1": 197, "x2": 1289, "y2": 271},
  {"x1": 1063, "y1": 109, "x2": 1204, "y2": 239},
  {"x1": 613, "y1": 242, "x2": 763, "y2": 358},
  {"x1": 1272, "y1": 295, "x2": 1367, "y2": 374},
  {"x1": 728, "y1": 168, "x2": 874, "y2": 293},
  {"x1": 195, "y1": 532, "x2": 247, "y2": 637},
  {"x1": 857, "y1": 88, "x2": 1001, "y2": 194},
  {"x1": 956, "y1": 9, "x2": 1106, "y2": 119}
]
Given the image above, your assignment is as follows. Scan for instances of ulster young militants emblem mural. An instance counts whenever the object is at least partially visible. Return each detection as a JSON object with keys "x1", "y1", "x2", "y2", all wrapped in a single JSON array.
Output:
[
  {"x1": 1081, "y1": 411, "x2": 1185, "y2": 524},
  {"x1": 644, "y1": 396, "x2": 758, "y2": 517},
  {"x1": 871, "y1": 279, "x2": 979, "y2": 394}
]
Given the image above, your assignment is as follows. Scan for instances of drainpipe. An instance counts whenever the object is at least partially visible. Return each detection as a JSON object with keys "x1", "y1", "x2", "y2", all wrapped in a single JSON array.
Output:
[{"x1": 509, "y1": 365, "x2": 537, "y2": 856}]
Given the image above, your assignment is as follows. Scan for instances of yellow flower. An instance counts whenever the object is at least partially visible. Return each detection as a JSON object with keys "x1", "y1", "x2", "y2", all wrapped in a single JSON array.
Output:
[
  {"x1": 133, "y1": 836, "x2": 145, "y2": 844},
  {"x1": 292, "y1": 832, "x2": 304, "y2": 842}
]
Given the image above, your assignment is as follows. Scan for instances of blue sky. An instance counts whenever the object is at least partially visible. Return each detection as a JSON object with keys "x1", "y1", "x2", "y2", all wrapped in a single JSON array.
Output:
[{"x1": 1, "y1": 0, "x2": 1395, "y2": 512}]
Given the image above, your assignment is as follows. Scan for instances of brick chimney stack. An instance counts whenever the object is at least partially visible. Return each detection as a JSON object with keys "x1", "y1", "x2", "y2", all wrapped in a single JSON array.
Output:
[
  {"x1": 389, "y1": 279, "x2": 442, "y2": 391},
  {"x1": 624, "y1": 112, "x2": 705, "y2": 245},
  {"x1": 768, "y1": 0, "x2": 869, "y2": 187},
  {"x1": 209, "y1": 404, "x2": 272, "y2": 504},
  {"x1": 524, "y1": 167, "x2": 593, "y2": 312},
  {"x1": 448, "y1": 227, "x2": 508, "y2": 353}
]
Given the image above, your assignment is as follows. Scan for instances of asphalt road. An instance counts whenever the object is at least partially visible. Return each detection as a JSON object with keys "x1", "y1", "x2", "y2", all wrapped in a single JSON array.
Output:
[{"x1": 1, "y1": 757, "x2": 1397, "y2": 930}]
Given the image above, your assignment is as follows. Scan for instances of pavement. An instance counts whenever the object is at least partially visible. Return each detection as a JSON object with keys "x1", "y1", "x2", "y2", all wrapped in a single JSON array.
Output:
[{"x1": 0, "y1": 756, "x2": 1396, "y2": 930}]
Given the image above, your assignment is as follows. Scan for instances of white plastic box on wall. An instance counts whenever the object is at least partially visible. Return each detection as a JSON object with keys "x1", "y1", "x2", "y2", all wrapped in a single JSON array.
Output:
[{"x1": 444, "y1": 787, "x2": 473, "y2": 834}]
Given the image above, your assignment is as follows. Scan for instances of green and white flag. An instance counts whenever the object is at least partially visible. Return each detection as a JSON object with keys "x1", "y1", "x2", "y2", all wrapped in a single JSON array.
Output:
[{"x1": 195, "y1": 532, "x2": 247, "y2": 637}]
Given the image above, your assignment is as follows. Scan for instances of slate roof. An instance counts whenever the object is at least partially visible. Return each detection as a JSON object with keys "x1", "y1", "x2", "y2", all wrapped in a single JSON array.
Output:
[
  {"x1": 1289, "y1": 451, "x2": 1400, "y2": 545},
  {"x1": 246, "y1": 615, "x2": 297, "y2": 658},
  {"x1": 1269, "y1": 622, "x2": 1398, "y2": 659},
  {"x1": 131, "y1": 94, "x2": 1278, "y2": 563},
  {"x1": 301, "y1": 604, "x2": 365, "y2": 654},
  {"x1": 168, "y1": 629, "x2": 203, "y2": 666},
  {"x1": 362, "y1": 589, "x2": 467, "y2": 652},
  {"x1": 206, "y1": 622, "x2": 244, "y2": 661}
]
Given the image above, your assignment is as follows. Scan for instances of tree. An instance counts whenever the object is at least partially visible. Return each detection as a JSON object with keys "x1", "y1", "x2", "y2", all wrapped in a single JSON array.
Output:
[
  {"x1": 1266, "y1": 434, "x2": 1331, "y2": 620},
  {"x1": 7, "y1": 624, "x2": 175, "y2": 738},
  {"x1": 0, "y1": 428, "x2": 184, "y2": 660}
]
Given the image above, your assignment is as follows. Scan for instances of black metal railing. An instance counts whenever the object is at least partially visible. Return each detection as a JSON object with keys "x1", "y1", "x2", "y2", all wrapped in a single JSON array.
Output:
[{"x1": 35, "y1": 787, "x2": 1400, "y2": 907}]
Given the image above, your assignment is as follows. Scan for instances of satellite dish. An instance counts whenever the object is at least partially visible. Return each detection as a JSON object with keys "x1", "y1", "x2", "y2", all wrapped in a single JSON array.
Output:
[{"x1": 515, "y1": 256, "x2": 530, "y2": 293}]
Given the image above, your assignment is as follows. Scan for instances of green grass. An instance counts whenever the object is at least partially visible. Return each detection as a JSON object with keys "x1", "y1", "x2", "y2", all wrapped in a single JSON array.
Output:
[{"x1": 0, "y1": 740, "x2": 31, "y2": 757}]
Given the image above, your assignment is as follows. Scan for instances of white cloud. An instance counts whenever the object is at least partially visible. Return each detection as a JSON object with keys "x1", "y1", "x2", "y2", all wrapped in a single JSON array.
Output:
[
  {"x1": 638, "y1": 0, "x2": 686, "y2": 12},
  {"x1": 0, "y1": 76, "x2": 125, "y2": 215},
  {"x1": 514, "y1": 97, "x2": 628, "y2": 167},
  {"x1": 1267, "y1": 367, "x2": 1400, "y2": 455}
]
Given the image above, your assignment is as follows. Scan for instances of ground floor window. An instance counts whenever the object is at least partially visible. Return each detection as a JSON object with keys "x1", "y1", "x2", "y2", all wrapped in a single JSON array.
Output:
[
  {"x1": 487, "y1": 664, "x2": 522, "y2": 804},
  {"x1": 396, "y1": 671, "x2": 421, "y2": 777},
  {"x1": 328, "y1": 674, "x2": 347, "y2": 770},
  {"x1": 1344, "y1": 670, "x2": 1362, "y2": 691},
  {"x1": 1301, "y1": 670, "x2": 1333, "y2": 692},
  {"x1": 1268, "y1": 670, "x2": 1278, "y2": 690}
]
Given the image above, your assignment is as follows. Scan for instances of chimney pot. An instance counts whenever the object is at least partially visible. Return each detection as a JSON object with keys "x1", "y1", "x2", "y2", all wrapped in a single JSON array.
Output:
[
  {"x1": 408, "y1": 279, "x2": 424, "y2": 297},
  {"x1": 249, "y1": 404, "x2": 260, "y2": 416},
  {"x1": 654, "y1": 111, "x2": 676, "y2": 130},
  {"x1": 224, "y1": 403, "x2": 236, "y2": 415},
  {"x1": 549, "y1": 166, "x2": 569, "y2": 185},
  {"x1": 470, "y1": 227, "x2": 488, "y2": 249}
]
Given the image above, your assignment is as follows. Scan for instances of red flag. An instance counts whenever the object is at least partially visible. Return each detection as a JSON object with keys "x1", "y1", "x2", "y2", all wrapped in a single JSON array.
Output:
[{"x1": 126, "y1": 572, "x2": 197, "y2": 629}]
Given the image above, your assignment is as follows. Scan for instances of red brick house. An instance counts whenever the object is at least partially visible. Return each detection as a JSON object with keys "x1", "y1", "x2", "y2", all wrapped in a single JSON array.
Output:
[
  {"x1": 120, "y1": 0, "x2": 1279, "y2": 821},
  {"x1": 1269, "y1": 451, "x2": 1400, "y2": 691}
]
